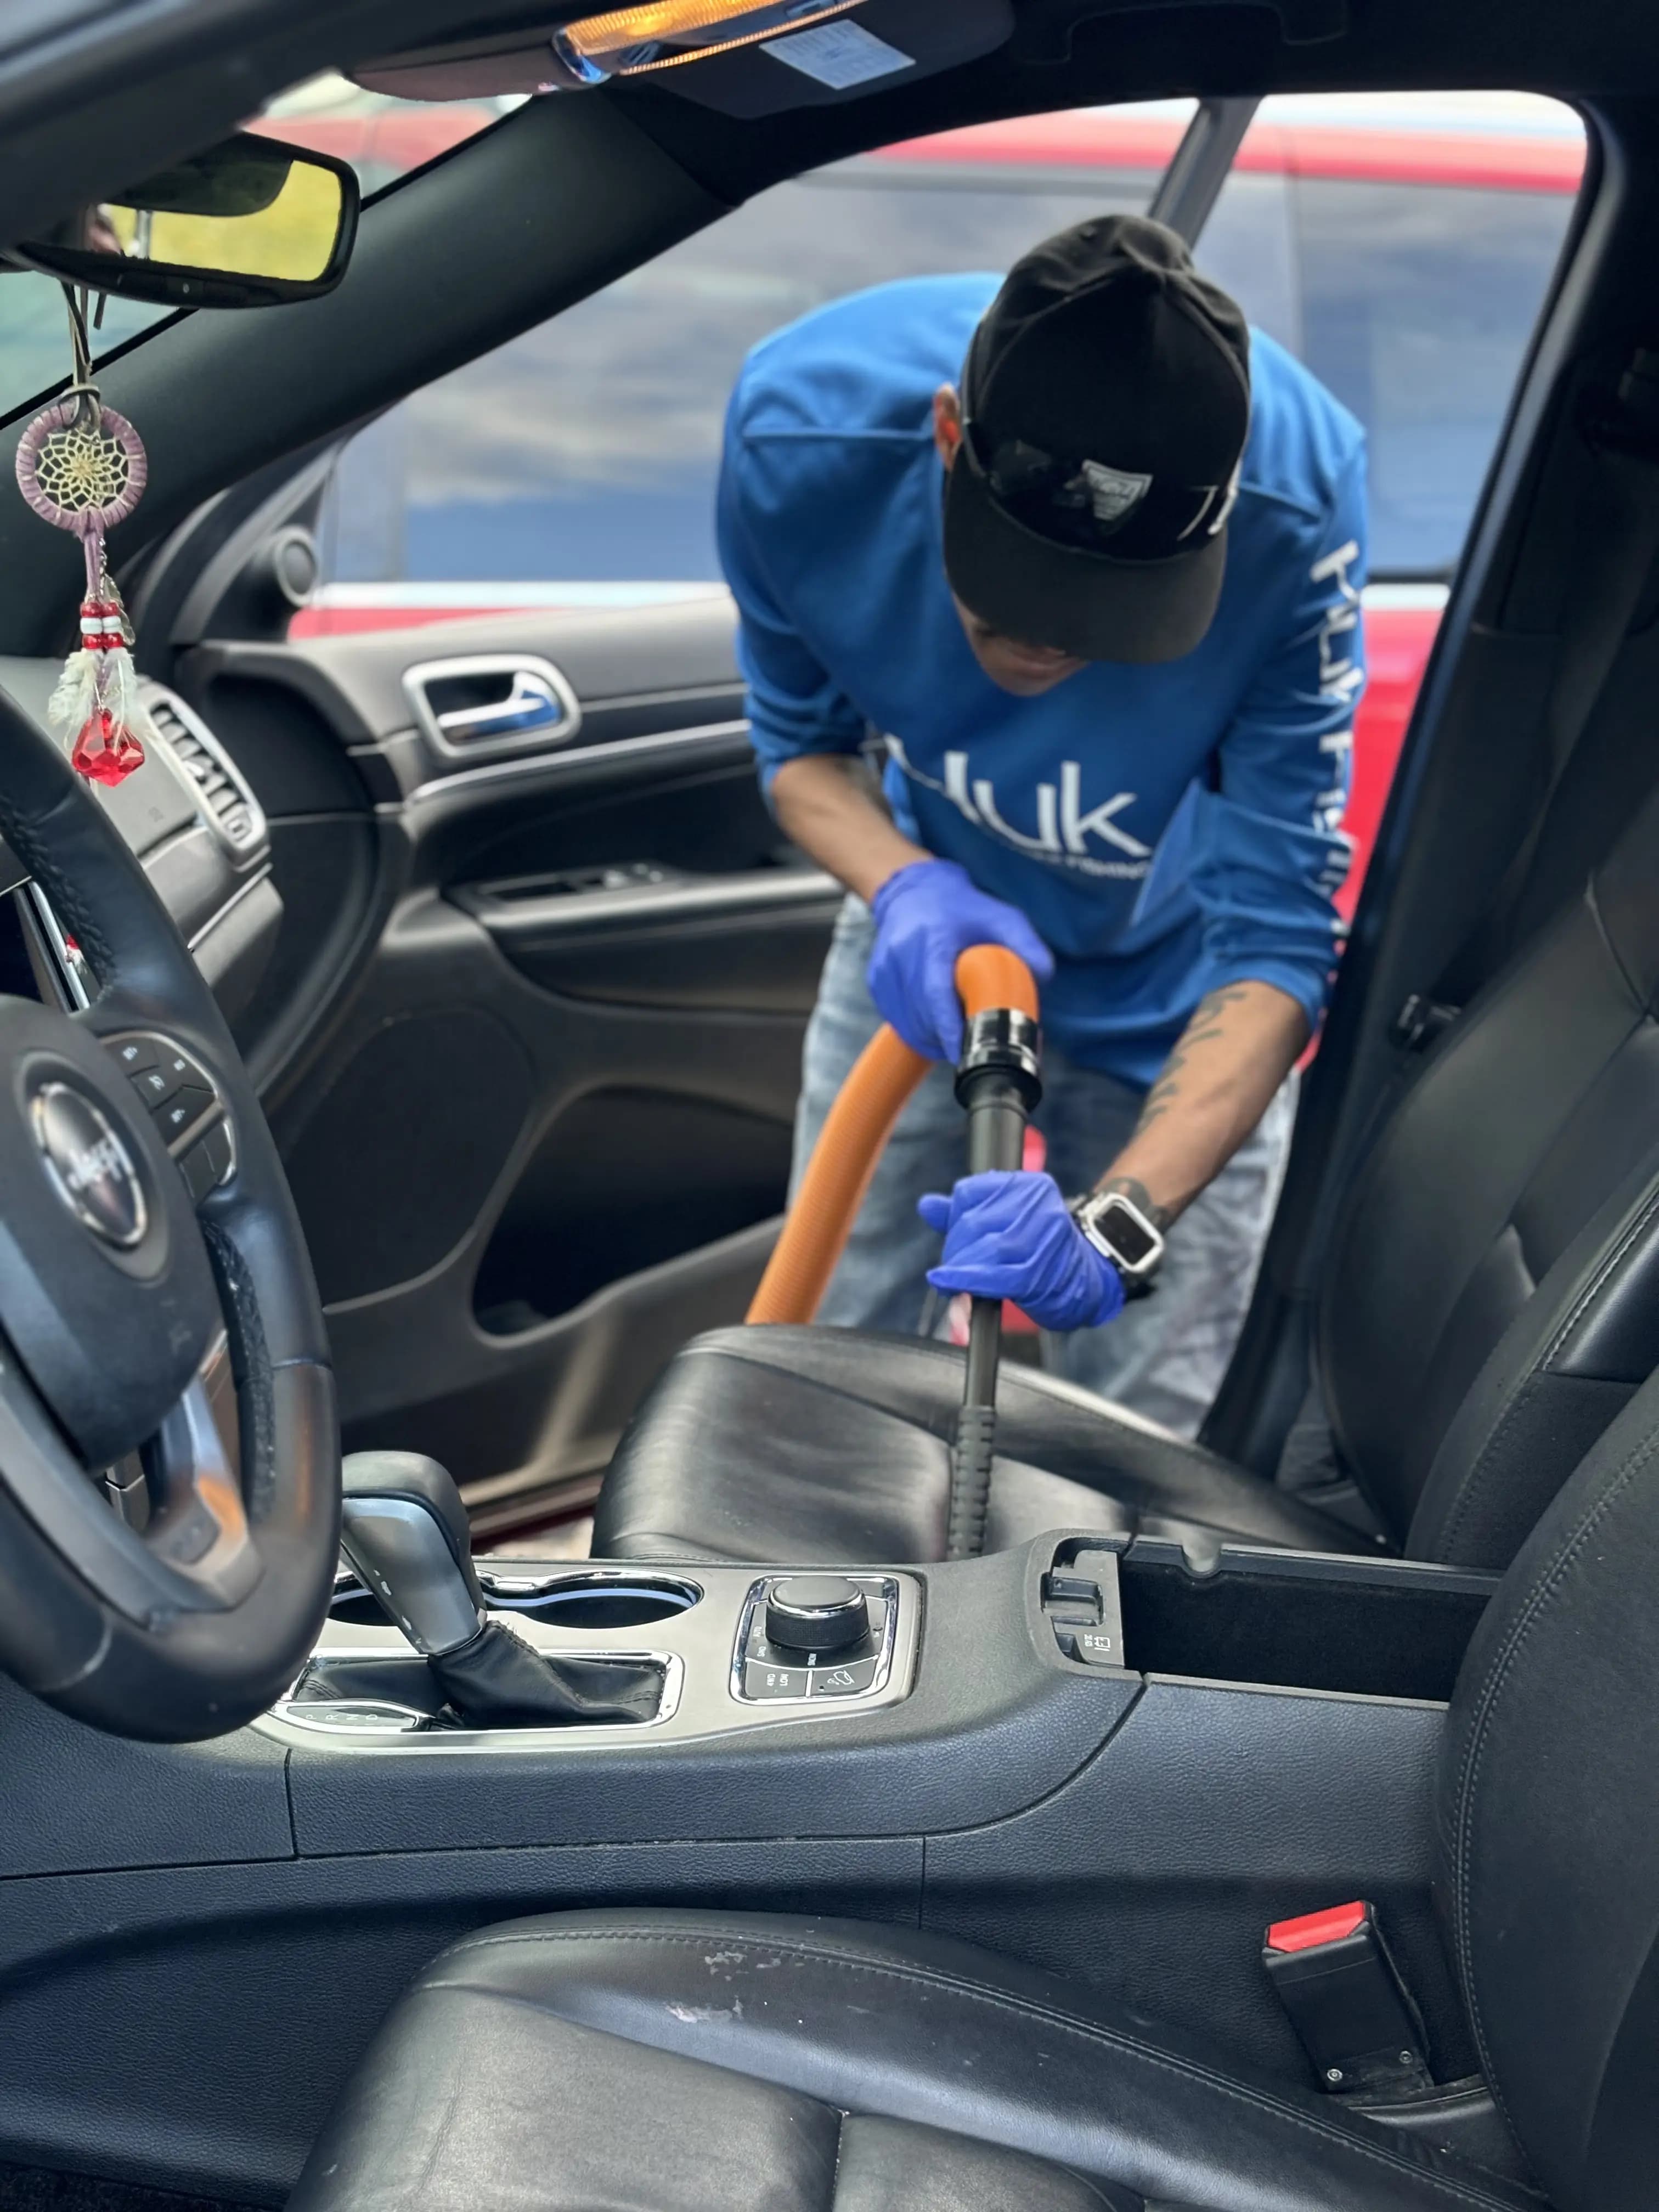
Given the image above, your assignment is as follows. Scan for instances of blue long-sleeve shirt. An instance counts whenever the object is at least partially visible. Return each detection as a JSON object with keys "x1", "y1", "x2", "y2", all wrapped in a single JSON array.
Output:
[{"x1": 718, "y1": 273, "x2": 1367, "y2": 1087}]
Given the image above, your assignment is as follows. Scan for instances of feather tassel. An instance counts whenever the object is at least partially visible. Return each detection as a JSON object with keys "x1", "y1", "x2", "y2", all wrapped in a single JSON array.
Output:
[{"x1": 51, "y1": 590, "x2": 155, "y2": 787}]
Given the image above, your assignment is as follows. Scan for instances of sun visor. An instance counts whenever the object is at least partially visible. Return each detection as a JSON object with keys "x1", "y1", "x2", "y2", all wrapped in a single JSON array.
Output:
[{"x1": 351, "y1": 0, "x2": 1012, "y2": 116}]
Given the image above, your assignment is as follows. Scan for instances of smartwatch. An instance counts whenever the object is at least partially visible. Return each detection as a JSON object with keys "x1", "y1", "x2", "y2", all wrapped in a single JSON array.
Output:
[{"x1": 1069, "y1": 1188, "x2": 1166, "y2": 1295}]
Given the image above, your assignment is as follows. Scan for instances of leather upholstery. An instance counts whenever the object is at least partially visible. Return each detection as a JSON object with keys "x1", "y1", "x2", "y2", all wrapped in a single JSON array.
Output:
[
  {"x1": 1436, "y1": 1364, "x2": 1659, "y2": 2209},
  {"x1": 289, "y1": 1910, "x2": 1538, "y2": 2212},
  {"x1": 296, "y1": 1378, "x2": 1659, "y2": 2212},
  {"x1": 594, "y1": 1325, "x2": 1362, "y2": 1565},
  {"x1": 596, "y1": 787, "x2": 1659, "y2": 1571},
  {"x1": 1323, "y1": 815, "x2": 1659, "y2": 1554}
]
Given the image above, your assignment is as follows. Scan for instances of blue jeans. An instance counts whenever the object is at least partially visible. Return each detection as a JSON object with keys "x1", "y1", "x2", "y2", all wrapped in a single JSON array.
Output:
[{"x1": 793, "y1": 897, "x2": 1299, "y2": 1438}]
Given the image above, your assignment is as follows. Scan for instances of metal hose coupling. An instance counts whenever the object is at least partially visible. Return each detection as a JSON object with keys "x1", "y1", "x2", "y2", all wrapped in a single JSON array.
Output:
[{"x1": 955, "y1": 1007, "x2": 1043, "y2": 1110}]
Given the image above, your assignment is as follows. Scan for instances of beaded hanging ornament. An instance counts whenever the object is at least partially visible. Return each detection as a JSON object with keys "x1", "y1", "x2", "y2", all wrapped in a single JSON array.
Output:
[{"x1": 14, "y1": 289, "x2": 158, "y2": 787}]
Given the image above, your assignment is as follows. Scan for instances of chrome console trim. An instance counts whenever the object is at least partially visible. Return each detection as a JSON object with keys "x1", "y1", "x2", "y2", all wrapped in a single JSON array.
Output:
[
  {"x1": 730, "y1": 1574, "x2": 902, "y2": 1706},
  {"x1": 259, "y1": 1562, "x2": 922, "y2": 1754},
  {"x1": 270, "y1": 1647, "x2": 685, "y2": 1744}
]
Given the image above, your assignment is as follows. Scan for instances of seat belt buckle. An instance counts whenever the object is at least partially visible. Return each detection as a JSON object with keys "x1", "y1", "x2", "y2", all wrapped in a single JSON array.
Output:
[{"x1": 1262, "y1": 1901, "x2": 1432, "y2": 2095}]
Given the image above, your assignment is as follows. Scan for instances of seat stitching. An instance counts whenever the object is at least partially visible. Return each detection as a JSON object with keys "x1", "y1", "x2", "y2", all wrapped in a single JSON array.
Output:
[
  {"x1": 698, "y1": 1338, "x2": 1206, "y2": 1455},
  {"x1": 1433, "y1": 1185, "x2": 1659, "y2": 1560},
  {"x1": 828, "y1": 2104, "x2": 844, "y2": 2212},
  {"x1": 680, "y1": 1346, "x2": 951, "y2": 1441},
  {"x1": 1432, "y1": 1379, "x2": 1542, "y2": 1560},
  {"x1": 687, "y1": 1346, "x2": 1313, "y2": 1526},
  {"x1": 1539, "y1": 1182, "x2": 1659, "y2": 1367},
  {"x1": 1449, "y1": 1424, "x2": 1659, "y2": 2148},
  {"x1": 424, "y1": 1927, "x2": 1524, "y2": 2208}
]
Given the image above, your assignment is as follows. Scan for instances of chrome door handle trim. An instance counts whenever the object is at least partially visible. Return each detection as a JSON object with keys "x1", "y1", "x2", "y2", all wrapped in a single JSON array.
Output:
[
  {"x1": 403, "y1": 653, "x2": 583, "y2": 761},
  {"x1": 438, "y1": 669, "x2": 564, "y2": 742}
]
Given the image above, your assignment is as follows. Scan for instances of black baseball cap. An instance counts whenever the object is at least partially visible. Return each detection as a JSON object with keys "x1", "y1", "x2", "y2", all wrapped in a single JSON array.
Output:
[{"x1": 943, "y1": 214, "x2": 1251, "y2": 664}]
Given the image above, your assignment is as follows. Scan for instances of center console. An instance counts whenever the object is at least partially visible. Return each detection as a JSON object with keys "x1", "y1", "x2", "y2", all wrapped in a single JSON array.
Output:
[
  {"x1": 268, "y1": 1451, "x2": 926, "y2": 1754},
  {"x1": 266, "y1": 1562, "x2": 921, "y2": 1748},
  {"x1": 267, "y1": 1442, "x2": 1494, "y2": 1768}
]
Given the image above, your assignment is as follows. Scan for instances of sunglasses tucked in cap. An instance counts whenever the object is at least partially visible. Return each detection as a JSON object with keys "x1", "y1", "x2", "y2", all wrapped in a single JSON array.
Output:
[{"x1": 943, "y1": 215, "x2": 1252, "y2": 664}]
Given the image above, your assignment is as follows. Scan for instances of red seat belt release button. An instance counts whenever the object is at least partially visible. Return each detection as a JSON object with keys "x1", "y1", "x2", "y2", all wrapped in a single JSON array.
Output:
[
  {"x1": 1267, "y1": 1901, "x2": 1369, "y2": 1952},
  {"x1": 1263, "y1": 1899, "x2": 1432, "y2": 2095}
]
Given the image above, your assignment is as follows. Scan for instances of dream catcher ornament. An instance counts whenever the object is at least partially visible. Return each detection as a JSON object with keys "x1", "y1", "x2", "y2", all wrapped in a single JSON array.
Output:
[{"x1": 14, "y1": 287, "x2": 158, "y2": 787}]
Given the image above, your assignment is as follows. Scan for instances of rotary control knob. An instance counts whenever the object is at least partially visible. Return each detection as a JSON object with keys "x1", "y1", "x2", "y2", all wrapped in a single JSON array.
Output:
[{"x1": 764, "y1": 1575, "x2": 870, "y2": 1656}]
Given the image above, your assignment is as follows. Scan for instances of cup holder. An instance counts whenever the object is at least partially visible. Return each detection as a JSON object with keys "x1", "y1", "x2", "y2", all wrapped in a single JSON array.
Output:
[
  {"x1": 330, "y1": 1569, "x2": 702, "y2": 1633},
  {"x1": 481, "y1": 1573, "x2": 702, "y2": 1631}
]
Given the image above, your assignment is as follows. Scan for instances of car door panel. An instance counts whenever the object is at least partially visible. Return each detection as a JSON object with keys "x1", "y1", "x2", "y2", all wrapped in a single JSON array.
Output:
[
  {"x1": 452, "y1": 864, "x2": 840, "y2": 1012},
  {"x1": 174, "y1": 600, "x2": 834, "y2": 1513}
]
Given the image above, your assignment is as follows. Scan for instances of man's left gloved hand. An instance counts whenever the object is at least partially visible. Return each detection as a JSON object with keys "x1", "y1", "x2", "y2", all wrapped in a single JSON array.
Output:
[{"x1": 917, "y1": 1171, "x2": 1126, "y2": 1333}]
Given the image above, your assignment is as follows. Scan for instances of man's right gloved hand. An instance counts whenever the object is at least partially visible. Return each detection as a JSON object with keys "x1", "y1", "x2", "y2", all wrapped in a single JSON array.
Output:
[
  {"x1": 867, "y1": 858, "x2": 1054, "y2": 1062},
  {"x1": 918, "y1": 1171, "x2": 1125, "y2": 1332}
]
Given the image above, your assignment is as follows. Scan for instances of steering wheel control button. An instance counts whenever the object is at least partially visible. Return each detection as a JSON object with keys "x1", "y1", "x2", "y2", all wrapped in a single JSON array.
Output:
[
  {"x1": 809, "y1": 1657, "x2": 878, "y2": 1699},
  {"x1": 129, "y1": 1064, "x2": 178, "y2": 1107},
  {"x1": 30, "y1": 1082, "x2": 148, "y2": 1249},
  {"x1": 764, "y1": 1575, "x2": 871, "y2": 1656},
  {"x1": 742, "y1": 1661, "x2": 811, "y2": 1701},
  {"x1": 155, "y1": 1085, "x2": 215, "y2": 1141},
  {"x1": 109, "y1": 1036, "x2": 160, "y2": 1076},
  {"x1": 100, "y1": 1032, "x2": 234, "y2": 1201},
  {"x1": 128, "y1": 1041, "x2": 212, "y2": 1109},
  {"x1": 178, "y1": 1118, "x2": 235, "y2": 1201}
]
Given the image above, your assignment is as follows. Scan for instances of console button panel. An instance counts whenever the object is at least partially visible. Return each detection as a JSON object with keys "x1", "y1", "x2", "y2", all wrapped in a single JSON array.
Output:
[
  {"x1": 104, "y1": 1030, "x2": 236, "y2": 1205},
  {"x1": 732, "y1": 1574, "x2": 901, "y2": 1705},
  {"x1": 1041, "y1": 1545, "x2": 1126, "y2": 1668}
]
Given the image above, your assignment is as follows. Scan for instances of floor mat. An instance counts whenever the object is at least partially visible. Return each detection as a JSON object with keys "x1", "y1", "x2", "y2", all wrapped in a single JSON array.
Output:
[{"x1": 0, "y1": 2165, "x2": 263, "y2": 2212}]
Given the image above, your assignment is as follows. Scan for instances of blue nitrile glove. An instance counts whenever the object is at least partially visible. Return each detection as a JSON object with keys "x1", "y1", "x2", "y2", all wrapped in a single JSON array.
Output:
[
  {"x1": 867, "y1": 859, "x2": 1054, "y2": 1063},
  {"x1": 918, "y1": 1171, "x2": 1126, "y2": 1333}
]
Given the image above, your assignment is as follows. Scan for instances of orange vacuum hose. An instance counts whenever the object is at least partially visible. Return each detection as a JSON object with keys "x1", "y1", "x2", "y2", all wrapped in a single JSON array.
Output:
[{"x1": 746, "y1": 944, "x2": 1040, "y2": 1326}]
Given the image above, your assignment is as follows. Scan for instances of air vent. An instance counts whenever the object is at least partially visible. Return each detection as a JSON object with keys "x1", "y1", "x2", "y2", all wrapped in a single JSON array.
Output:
[{"x1": 143, "y1": 685, "x2": 267, "y2": 860}]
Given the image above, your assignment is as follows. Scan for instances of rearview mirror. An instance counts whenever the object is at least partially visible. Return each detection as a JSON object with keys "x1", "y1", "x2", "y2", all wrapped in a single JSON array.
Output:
[{"x1": 8, "y1": 133, "x2": 359, "y2": 309}]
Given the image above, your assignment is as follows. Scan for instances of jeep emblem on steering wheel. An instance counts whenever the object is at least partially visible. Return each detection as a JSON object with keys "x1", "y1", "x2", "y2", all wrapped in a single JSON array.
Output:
[{"x1": 31, "y1": 1081, "x2": 148, "y2": 1249}]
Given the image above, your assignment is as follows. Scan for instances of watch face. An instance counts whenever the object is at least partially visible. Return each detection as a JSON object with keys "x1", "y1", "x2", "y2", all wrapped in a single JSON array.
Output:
[{"x1": 1098, "y1": 1198, "x2": 1159, "y2": 1268}]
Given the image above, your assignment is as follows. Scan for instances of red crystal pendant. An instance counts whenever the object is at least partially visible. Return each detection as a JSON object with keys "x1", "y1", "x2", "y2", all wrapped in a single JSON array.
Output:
[{"x1": 71, "y1": 707, "x2": 144, "y2": 787}]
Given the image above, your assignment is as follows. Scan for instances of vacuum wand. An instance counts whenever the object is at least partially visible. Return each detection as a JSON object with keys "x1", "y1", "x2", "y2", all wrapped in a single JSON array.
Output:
[{"x1": 946, "y1": 1007, "x2": 1042, "y2": 1560}]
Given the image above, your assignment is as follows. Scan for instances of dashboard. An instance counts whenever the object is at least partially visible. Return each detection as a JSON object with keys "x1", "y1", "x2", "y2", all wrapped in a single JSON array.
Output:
[{"x1": 0, "y1": 658, "x2": 280, "y2": 1024}]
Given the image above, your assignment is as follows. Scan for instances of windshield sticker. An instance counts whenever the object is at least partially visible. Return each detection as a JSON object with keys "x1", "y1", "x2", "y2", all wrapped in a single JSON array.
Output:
[{"x1": 761, "y1": 20, "x2": 916, "y2": 89}]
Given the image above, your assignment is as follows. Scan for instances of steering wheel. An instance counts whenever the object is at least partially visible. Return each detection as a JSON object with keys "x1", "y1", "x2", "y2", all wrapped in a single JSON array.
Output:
[{"x1": 0, "y1": 690, "x2": 337, "y2": 1741}]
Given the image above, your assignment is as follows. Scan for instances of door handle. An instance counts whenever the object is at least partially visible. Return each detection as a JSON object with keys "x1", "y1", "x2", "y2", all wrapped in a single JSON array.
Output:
[
  {"x1": 404, "y1": 653, "x2": 583, "y2": 760},
  {"x1": 436, "y1": 670, "x2": 565, "y2": 743}
]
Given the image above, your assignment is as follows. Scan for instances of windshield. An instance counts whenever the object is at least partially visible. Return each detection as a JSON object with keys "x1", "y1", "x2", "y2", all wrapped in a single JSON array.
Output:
[{"x1": 0, "y1": 72, "x2": 520, "y2": 429}]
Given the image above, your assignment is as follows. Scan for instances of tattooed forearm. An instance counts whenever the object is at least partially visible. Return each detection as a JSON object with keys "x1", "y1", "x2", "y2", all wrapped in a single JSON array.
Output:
[
  {"x1": 1127, "y1": 989, "x2": 1251, "y2": 1139},
  {"x1": 1092, "y1": 979, "x2": 1308, "y2": 1227}
]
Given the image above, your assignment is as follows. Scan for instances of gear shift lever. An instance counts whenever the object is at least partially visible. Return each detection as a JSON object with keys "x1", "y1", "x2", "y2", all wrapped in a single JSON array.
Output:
[
  {"x1": 338, "y1": 1452, "x2": 662, "y2": 1726},
  {"x1": 340, "y1": 1451, "x2": 486, "y2": 1656}
]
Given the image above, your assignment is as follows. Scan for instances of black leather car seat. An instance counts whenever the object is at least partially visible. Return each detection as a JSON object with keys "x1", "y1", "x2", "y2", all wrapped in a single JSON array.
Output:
[
  {"x1": 291, "y1": 1373, "x2": 1659, "y2": 2210},
  {"x1": 594, "y1": 782, "x2": 1659, "y2": 1570}
]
